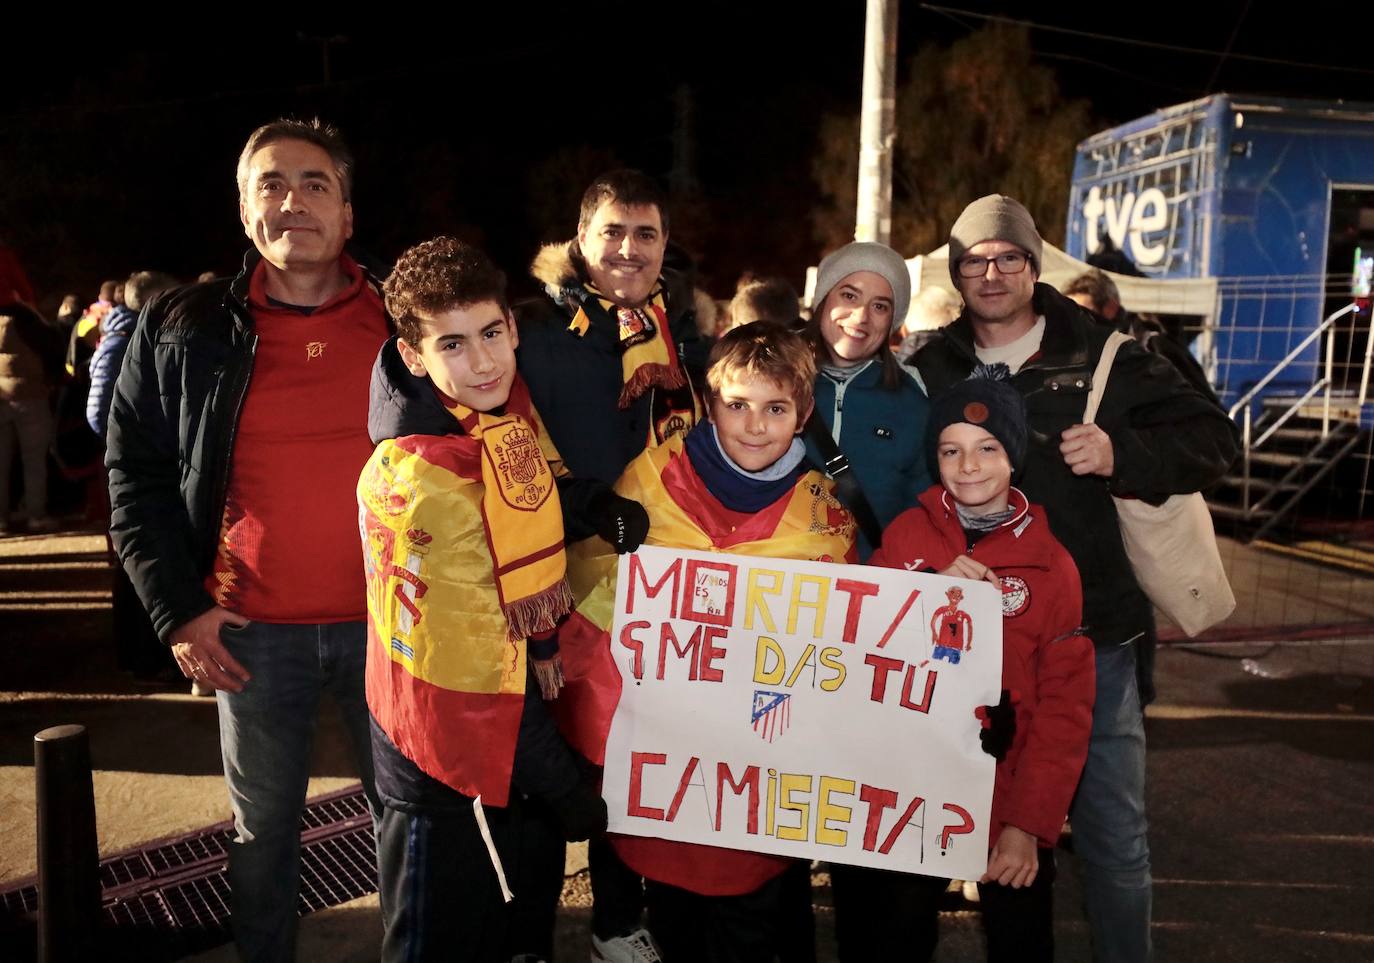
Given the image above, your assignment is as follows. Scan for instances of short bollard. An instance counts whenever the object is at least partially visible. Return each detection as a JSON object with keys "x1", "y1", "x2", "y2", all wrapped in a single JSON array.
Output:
[{"x1": 34, "y1": 724, "x2": 101, "y2": 962}]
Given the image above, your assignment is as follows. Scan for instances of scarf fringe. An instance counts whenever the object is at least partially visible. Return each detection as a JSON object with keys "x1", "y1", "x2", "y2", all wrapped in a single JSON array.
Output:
[
  {"x1": 618, "y1": 362, "x2": 686, "y2": 408},
  {"x1": 531, "y1": 653, "x2": 566, "y2": 700},
  {"x1": 504, "y1": 578, "x2": 575, "y2": 643}
]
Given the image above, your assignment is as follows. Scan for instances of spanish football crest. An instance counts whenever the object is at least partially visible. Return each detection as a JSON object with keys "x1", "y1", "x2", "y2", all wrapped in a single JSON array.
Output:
[
  {"x1": 616, "y1": 305, "x2": 656, "y2": 347},
  {"x1": 361, "y1": 455, "x2": 417, "y2": 517},
  {"x1": 807, "y1": 481, "x2": 857, "y2": 539},
  {"x1": 490, "y1": 422, "x2": 553, "y2": 511},
  {"x1": 655, "y1": 410, "x2": 691, "y2": 443}
]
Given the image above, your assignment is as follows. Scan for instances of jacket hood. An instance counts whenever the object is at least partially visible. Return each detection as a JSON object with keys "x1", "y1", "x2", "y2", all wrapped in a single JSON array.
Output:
[
  {"x1": 102, "y1": 305, "x2": 139, "y2": 337},
  {"x1": 528, "y1": 238, "x2": 698, "y2": 318},
  {"x1": 367, "y1": 337, "x2": 461, "y2": 445},
  {"x1": 531, "y1": 240, "x2": 580, "y2": 291},
  {"x1": 530, "y1": 241, "x2": 586, "y2": 310}
]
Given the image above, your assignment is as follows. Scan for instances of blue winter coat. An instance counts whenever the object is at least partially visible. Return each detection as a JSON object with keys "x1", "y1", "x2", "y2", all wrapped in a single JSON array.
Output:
[
  {"x1": 805, "y1": 358, "x2": 931, "y2": 559},
  {"x1": 86, "y1": 305, "x2": 138, "y2": 437}
]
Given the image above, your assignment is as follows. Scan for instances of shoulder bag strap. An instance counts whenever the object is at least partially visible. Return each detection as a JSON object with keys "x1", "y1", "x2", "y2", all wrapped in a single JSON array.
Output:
[
  {"x1": 1082, "y1": 330, "x2": 1134, "y2": 425},
  {"x1": 804, "y1": 410, "x2": 885, "y2": 548}
]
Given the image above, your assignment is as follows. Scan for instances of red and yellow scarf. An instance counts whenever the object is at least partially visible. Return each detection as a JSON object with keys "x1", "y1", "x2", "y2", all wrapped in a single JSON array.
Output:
[
  {"x1": 442, "y1": 383, "x2": 574, "y2": 640},
  {"x1": 567, "y1": 282, "x2": 701, "y2": 445}
]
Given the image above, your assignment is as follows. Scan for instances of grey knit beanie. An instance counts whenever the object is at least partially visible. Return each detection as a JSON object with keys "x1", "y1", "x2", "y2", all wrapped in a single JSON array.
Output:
[
  {"x1": 948, "y1": 194, "x2": 1043, "y2": 283},
  {"x1": 812, "y1": 241, "x2": 911, "y2": 331}
]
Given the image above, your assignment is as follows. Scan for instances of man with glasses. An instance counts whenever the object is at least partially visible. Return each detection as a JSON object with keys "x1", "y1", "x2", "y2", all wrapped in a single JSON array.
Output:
[{"x1": 916, "y1": 194, "x2": 1237, "y2": 963}]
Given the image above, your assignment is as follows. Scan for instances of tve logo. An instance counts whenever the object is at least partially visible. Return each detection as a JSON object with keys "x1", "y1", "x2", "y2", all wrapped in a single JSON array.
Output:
[{"x1": 1081, "y1": 186, "x2": 1171, "y2": 267}]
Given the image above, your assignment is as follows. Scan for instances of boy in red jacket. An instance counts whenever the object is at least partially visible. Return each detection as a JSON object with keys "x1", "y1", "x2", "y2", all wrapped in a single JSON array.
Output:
[{"x1": 850, "y1": 364, "x2": 1096, "y2": 962}]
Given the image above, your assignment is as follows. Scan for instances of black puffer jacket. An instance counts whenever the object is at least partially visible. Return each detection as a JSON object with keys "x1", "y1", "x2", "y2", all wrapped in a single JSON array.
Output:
[
  {"x1": 916, "y1": 283, "x2": 1239, "y2": 649},
  {"x1": 366, "y1": 336, "x2": 615, "y2": 542},
  {"x1": 514, "y1": 240, "x2": 708, "y2": 486},
  {"x1": 105, "y1": 249, "x2": 391, "y2": 642}
]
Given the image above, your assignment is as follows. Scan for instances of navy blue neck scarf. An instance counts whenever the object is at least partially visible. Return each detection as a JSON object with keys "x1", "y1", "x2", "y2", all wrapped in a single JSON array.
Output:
[{"x1": 683, "y1": 422, "x2": 807, "y2": 513}]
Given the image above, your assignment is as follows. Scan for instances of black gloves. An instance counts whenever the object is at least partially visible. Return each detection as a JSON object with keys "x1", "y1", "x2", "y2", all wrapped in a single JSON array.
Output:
[
  {"x1": 551, "y1": 780, "x2": 609, "y2": 842},
  {"x1": 975, "y1": 689, "x2": 1019, "y2": 762},
  {"x1": 589, "y1": 490, "x2": 650, "y2": 554}
]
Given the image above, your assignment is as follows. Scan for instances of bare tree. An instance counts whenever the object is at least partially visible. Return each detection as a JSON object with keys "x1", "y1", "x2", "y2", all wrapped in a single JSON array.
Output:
[{"x1": 813, "y1": 24, "x2": 1094, "y2": 258}]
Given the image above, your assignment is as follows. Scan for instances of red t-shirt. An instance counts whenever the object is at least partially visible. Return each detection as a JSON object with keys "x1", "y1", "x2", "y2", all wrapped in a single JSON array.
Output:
[{"x1": 205, "y1": 256, "x2": 388, "y2": 622}]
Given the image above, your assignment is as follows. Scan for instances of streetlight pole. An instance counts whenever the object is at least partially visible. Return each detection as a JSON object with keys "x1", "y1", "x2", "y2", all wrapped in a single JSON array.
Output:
[{"x1": 855, "y1": 0, "x2": 898, "y2": 245}]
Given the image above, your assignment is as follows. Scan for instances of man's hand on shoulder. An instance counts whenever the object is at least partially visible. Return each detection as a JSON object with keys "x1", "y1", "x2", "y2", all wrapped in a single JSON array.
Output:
[
  {"x1": 1059, "y1": 423, "x2": 1114, "y2": 477},
  {"x1": 170, "y1": 607, "x2": 253, "y2": 693}
]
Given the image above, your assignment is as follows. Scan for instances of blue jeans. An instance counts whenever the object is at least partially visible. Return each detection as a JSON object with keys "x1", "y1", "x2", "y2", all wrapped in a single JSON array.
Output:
[
  {"x1": 1070, "y1": 640, "x2": 1152, "y2": 963},
  {"x1": 216, "y1": 619, "x2": 381, "y2": 963}
]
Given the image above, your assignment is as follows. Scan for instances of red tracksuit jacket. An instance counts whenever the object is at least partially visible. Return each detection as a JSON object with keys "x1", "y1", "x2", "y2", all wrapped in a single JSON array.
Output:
[{"x1": 869, "y1": 485, "x2": 1095, "y2": 847}]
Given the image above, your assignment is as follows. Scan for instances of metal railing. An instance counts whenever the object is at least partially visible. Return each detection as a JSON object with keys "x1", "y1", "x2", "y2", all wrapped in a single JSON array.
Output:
[{"x1": 1224, "y1": 302, "x2": 1366, "y2": 516}]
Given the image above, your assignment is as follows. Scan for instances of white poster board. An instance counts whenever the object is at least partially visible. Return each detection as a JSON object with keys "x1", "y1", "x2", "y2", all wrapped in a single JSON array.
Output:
[{"x1": 603, "y1": 545, "x2": 1002, "y2": 880}]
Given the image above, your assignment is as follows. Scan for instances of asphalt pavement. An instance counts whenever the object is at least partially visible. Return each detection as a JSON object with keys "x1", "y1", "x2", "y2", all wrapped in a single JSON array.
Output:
[{"x1": 1, "y1": 529, "x2": 1371, "y2": 961}]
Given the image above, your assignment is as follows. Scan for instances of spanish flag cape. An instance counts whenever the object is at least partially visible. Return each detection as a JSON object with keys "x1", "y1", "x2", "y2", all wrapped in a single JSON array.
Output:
[
  {"x1": 557, "y1": 434, "x2": 856, "y2": 895},
  {"x1": 359, "y1": 379, "x2": 571, "y2": 807}
]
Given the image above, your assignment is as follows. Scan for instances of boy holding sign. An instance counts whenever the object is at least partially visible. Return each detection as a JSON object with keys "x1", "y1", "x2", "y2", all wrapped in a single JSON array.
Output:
[
  {"x1": 847, "y1": 365, "x2": 1095, "y2": 961},
  {"x1": 358, "y1": 237, "x2": 649, "y2": 962},
  {"x1": 559, "y1": 321, "x2": 856, "y2": 961}
]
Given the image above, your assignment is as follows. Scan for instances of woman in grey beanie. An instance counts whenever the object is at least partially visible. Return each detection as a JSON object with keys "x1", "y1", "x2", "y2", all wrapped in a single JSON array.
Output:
[{"x1": 801, "y1": 240, "x2": 932, "y2": 559}]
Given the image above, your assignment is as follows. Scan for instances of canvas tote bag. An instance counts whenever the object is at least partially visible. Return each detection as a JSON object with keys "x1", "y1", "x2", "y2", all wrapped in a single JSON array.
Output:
[{"x1": 1082, "y1": 331, "x2": 1236, "y2": 637}]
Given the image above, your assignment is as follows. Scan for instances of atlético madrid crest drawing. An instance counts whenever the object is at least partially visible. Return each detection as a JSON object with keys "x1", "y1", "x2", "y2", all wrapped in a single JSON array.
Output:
[{"x1": 752, "y1": 690, "x2": 792, "y2": 742}]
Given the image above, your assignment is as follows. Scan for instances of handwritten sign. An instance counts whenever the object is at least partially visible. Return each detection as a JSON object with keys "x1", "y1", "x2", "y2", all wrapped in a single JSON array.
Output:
[{"x1": 603, "y1": 545, "x2": 1003, "y2": 880}]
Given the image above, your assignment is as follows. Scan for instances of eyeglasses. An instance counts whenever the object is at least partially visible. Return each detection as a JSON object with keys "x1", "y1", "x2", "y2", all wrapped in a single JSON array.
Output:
[{"x1": 956, "y1": 252, "x2": 1030, "y2": 278}]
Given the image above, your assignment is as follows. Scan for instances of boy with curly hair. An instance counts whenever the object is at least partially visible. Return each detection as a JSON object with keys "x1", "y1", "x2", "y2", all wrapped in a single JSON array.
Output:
[{"x1": 359, "y1": 236, "x2": 649, "y2": 962}]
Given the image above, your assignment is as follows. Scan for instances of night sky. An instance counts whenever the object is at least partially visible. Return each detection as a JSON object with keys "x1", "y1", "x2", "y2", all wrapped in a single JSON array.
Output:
[{"x1": 4, "y1": 2, "x2": 1364, "y2": 310}]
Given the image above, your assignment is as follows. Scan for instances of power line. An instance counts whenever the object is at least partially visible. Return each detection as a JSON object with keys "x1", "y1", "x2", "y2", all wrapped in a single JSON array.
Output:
[
  {"x1": 919, "y1": 3, "x2": 1374, "y2": 77},
  {"x1": 1035, "y1": 52, "x2": 1200, "y2": 97},
  {"x1": 1205, "y1": 0, "x2": 1255, "y2": 93}
]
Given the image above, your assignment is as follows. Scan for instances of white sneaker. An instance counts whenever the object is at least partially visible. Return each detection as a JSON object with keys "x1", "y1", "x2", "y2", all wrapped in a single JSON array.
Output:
[{"x1": 591, "y1": 928, "x2": 662, "y2": 963}]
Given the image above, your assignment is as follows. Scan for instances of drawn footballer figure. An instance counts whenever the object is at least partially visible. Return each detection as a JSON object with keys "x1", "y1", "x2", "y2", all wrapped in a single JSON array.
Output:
[{"x1": 930, "y1": 585, "x2": 974, "y2": 664}]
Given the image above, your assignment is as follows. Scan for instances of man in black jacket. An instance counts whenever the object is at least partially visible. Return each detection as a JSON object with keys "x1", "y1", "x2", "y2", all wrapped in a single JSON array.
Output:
[
  {"x1": 515, "y1": 170, "x2": 707, "y2": 962},
  {"x1": 917, "y1": 195, "x2": 1238, "y2": 963},
  {"x1": 106, "y1": 119, "x2": 387, "y2": 963},
  {"x1": 515, "y1": 169, "x2": 706, "y2": 486}
]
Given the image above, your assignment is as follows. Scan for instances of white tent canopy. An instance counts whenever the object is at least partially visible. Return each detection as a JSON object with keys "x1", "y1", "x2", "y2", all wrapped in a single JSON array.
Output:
[
  {"x1": 909, "y1": 241, "x2": 1219, "y2": 324},
  {"x1": 805, "y1": 240, "x2": 1219, "y2": 328}
]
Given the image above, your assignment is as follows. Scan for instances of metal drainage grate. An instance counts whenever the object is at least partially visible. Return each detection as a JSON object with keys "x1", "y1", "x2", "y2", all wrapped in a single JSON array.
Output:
[{"x1": 0, "y1": 784, "x2": 375, "y2": 959}]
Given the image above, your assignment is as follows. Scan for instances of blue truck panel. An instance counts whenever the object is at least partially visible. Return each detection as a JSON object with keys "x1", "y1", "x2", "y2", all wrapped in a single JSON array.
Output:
[{"x1": 1066, "y1": 95, "x2": 1374, "y2": 408}]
